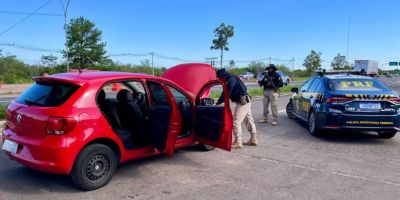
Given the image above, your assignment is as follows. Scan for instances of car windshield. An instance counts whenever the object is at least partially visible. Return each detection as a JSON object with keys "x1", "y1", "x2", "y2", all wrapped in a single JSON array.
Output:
[
  {"x1": 328, "y1": 78, "x2": 390, "y2": 91},
  {"x1": 16, "y1": 82, "x2": 79, "y2": 107}
]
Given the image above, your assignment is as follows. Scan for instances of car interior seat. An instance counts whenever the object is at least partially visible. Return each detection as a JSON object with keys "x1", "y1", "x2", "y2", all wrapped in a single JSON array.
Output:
[
  {"x1": 116, "y1": 89, "x2": 147, "y2": 148},
  {"x1": 97, "y1": 89, "x2": 122, "y2": 129}
]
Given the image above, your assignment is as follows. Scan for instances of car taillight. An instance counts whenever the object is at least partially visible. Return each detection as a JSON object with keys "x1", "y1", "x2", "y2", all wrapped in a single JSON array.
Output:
[
  {"x1": 46, "y1": 117, "x2": 77, "y2": 135},
  {"x1": 388, "y1": 98, "x2": 400, "y2": 104},
  {"x1": 326, "y1": 97, "x2": 352, "y2": 104}
]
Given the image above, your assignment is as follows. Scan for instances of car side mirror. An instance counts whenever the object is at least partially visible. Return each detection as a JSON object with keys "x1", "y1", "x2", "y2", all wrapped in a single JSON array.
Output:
[
  {"x1": 200, "y1": 98, "x2": 215, "y2": 106},
  {"x1": 291, "y1": 87, "x2": 299, "y2": 93}
]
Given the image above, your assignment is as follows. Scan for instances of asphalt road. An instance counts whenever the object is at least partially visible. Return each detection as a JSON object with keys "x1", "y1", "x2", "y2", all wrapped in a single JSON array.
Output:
[{"x1": 1, "y1": 94, "x2": 400, "y2": 200}]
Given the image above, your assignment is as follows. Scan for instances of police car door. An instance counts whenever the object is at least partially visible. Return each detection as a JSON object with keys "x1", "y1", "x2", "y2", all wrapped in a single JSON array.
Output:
[
  {"x1": 305, "y1": 77, "x2": 322, "y2": 116},
  {"x1": 298, "y1": 78, "x2": 316, "y2": 120},
  {"x1": 194, "y1": 79, "x2": 233, "y2": 151}
]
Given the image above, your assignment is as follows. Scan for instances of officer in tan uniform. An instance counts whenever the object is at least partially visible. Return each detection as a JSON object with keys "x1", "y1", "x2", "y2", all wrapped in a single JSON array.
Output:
[{"x1": 216, "y1": 68, "x2": 257, "y2": 149}]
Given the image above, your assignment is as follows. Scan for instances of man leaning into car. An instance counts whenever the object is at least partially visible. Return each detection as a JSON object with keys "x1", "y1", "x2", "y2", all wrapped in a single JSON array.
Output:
[{"x1": 216, "y1": 68, "x2": 257, "y2": 149}]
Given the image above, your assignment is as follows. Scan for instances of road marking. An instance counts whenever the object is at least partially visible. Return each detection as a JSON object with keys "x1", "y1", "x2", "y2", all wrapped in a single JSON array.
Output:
[{"x1": 237, "y1": 153, "x2": 400, "y2": 187}]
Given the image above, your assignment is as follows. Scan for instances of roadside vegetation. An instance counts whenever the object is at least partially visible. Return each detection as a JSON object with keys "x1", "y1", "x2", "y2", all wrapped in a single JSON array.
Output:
[
  {"x1": 0, "y1": 104, "x2": 7, "y2": 120},
  {"x1": 209, "y1": 85, "x2": 300, "y2": 99}
]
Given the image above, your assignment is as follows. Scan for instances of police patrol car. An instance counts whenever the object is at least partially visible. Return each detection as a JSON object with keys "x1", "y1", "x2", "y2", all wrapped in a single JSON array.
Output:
[{"x1": 286, "y1": 70, "x2": 399, "y2": 138}]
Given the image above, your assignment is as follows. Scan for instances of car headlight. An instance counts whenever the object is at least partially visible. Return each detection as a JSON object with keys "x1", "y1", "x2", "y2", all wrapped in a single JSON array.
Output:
[{"x1": 329, "y1": 108, "x2": 342, "y2": 113}]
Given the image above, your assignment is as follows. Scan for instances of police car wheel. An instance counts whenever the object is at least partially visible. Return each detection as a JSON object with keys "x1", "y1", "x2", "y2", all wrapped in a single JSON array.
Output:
[
  {"x1": 308, "y1": 111, "x2": 320, "y2": 136},
  {"x1": 378, "y1": 131, "x2": 397, "y2": 139},
  {"x1": 286, "y1": 101, "x2": 296, "y2": 119}
]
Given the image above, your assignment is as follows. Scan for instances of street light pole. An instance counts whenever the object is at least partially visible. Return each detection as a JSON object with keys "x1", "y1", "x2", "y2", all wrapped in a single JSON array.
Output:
[
  {"x1": 150, "y1": 52, "x2": 154, "y2": 75},
  {"x1": 60, "y1": 0, "x2": 71, "y2": 72}
]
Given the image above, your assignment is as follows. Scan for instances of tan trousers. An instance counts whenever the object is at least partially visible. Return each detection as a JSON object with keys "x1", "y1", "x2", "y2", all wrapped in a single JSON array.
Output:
[
  {"x1": 263, "y1": 89, "x2": 278, "y2": 121},
  {"x1": 233, "y1": 100, "x2": 257, "y2": 143}
]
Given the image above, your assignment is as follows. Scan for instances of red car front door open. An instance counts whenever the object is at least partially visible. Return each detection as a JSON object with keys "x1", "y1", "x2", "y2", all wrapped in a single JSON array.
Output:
[{"x1": 194, "y1": 80, "x2": 233, "y2": 151}]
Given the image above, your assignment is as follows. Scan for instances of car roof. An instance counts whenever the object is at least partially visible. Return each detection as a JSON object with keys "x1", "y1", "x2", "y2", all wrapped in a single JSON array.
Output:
[
  {"x1": 323, "y1": 74, "x2": 375, "y2": 80},
  {"x1": 34, "y1": 71, "x2": 160, "y2": 85}
]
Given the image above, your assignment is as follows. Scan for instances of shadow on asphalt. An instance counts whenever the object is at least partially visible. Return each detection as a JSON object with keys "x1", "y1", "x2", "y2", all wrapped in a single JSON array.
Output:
[
  {"x1": 0, "y1": 144, "x2": 208, "y2": 193},
  {"x1": 0, "y1": 165, "x2": 76, "y2": 193},
  {"x1": 291, "y1": 118, "x2": 391, "y2": 145}
]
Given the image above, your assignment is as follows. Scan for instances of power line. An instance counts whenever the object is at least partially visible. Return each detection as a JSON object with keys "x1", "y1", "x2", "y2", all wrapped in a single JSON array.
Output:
[
  {"x1": 0, "y1": 0, "x2": 54, "y2": 36},
  {"x1": 0, "y1": 42, "x2": 60, "y2": 53},
  {"x1": 0, "y1": 10, "x2": 62, "y2": 16},
  {"x1": 108, "y1": 53, "x2": 152, "y2": 57},
  {"x1": 0, "y1": 42, "x2": 296, "y2": 66}
]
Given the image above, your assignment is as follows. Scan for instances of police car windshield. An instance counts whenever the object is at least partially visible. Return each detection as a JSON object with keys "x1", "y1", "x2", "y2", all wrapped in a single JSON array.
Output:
[{"x1": 328, "y1": 78, "x2": 390, "y2": 91}]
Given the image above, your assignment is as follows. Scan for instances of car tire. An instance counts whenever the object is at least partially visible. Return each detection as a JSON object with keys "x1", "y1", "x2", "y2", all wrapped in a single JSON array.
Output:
[
  {"x1": 285, "y1": 80, "x2": 289, "y2": 86},
  {"x1": 378, "y1": 131, "x2": 397, "y2": 139},
  {"x1": 199, "y1": 144, "x2": 215, "y2": 151},
  {"x1": 71, "y1": 144, "x2": 117, "y2": 191},
  {"x1": 308, "y1": 111, "x2": 320, "y2": 136},
  {"x1": 286, "y1": 101, "x2": 296, "y2": 119}
]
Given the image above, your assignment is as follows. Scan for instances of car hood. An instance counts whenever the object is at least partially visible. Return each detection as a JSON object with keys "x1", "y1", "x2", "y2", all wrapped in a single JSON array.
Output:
[{"x1": 161, "y1": 63, "x2": 217, "y2": 97}]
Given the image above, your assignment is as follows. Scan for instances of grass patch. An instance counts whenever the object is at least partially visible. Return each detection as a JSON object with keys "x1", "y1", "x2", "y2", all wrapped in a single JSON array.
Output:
[
  {"x1": 0, "y1": 104, "x2": 8, "y2": 120},
  {"x1": 291, "y1": 77, "x2": 309, "y2": 82}
]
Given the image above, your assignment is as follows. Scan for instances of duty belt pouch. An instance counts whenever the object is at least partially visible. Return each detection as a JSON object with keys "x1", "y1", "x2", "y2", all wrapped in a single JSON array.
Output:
[{"x1": 239, "y1": 95, "x2": 250, "y2": 105}]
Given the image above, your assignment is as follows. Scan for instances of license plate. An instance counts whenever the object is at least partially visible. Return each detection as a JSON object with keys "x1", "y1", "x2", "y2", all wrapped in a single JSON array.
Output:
[
  {"x1": 359, "y1": 103, "x2": 381, "y2": 110},
  {"x1": 2, "y1": 139, "x2": 18, "y2": 154}
]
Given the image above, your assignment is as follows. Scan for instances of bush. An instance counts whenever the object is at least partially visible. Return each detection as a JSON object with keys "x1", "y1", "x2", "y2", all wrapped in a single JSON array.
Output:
[{"x1": 0, "y1": 104, "x2": 7, "y2": 120}]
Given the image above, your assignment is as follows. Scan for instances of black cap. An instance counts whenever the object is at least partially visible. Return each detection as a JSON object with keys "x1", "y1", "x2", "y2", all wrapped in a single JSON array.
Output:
[
  {"x1": 266, "y1": 64, "x2": 277, "y2": 71},
  {"x1": 216, "y1": 68, "x2": 228, "y2": 78}
]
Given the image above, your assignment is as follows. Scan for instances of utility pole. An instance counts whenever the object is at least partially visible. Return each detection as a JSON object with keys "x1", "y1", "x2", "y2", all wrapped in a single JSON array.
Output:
[
  {"x1": 291, "y1": 57, "x2": 295, "y2": 71},
  {"x1": 150, "y1": 52, "x2": 154, "y2": 75},
  {"x1": 268, "y1": 56, "x2": 272, "y2": 65},
  {"x1": 346, "y1": 15, "x2": 351, "y2": 59},
  {"x1": 60, "y1": 0, "x2": 71, "y2": 72}
]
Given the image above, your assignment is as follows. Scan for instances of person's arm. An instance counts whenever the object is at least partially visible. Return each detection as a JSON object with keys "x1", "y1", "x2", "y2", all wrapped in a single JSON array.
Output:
[
  {"x1": 216, "y1": 77, "x2": 235, "y2": 105},
  {"x1": 275, "y1": 73, "x2": 283, "y2": 88}
]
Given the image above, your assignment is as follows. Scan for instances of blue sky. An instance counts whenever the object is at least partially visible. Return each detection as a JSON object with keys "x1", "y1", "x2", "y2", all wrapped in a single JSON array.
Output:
[{"x1": 0, "y1": 0, "x2": 399, "y2": 69}]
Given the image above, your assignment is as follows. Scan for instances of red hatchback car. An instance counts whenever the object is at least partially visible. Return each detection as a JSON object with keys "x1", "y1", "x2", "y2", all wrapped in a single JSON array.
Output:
[{"x1": 1, "y1": 63, "x2": 233, "y2": 190}]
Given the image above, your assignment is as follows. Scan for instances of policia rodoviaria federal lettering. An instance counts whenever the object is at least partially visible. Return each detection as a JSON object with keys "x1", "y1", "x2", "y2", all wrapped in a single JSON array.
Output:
[{"x1": 216, "y1": 68, "x2": 257, "y2": 149}]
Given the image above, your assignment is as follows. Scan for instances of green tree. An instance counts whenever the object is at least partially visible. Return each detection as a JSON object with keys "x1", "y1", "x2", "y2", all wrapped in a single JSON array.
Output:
[
  {"x1": 247, "y1": 61, "x2": 267, "y2": 76},
  {"x1": 63, "y1": 17, "x2": 107, "y2": 69},
  {"x1": 229, "y1": 60, "x2": 235, "y2": 69},
  {"x1": 331, "y1": 53, "x2": 352, "y2": 70},
  {"x1": 210, "y1": 23, "x2": 234, "y2": 68},
  {"x1": 303, "y1": 50, "x2": 323, "y2": 76},
  {"x1": 40, "y1": 54, "x2": 58, "y2": 67},
  {"x1": 140, "y1": 59, "x2": 150, "y2": 67},
  {"x1": 277, "y1": 64, "x2": 291, "y2": 76}
]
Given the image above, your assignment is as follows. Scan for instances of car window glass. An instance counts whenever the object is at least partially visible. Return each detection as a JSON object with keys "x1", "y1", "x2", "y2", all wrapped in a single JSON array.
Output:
[
  {"x1": 328, "y1": 78, "x2": 390, "y2": 91},
  {"x1": 102, "y1": 83, "x2": 131, "y2": 100},
  {"x1": 308, "y1": 78, "x2": 321, "y2": 92},
  {"x1": 167, "y1": 86, "x2": 190, "y2": 104},
  {"x1": 16, "y1": 82, "x2": 79, "y2": 107},
  {"x1": 315, "y1": 79, "x2": 325, "y2": 93},
  {"x1": 147, "y1": 81, "x2": 170, "y2": 107},
  {"x1": 300, "y1": 78, "x2": 314, "y2": 92}
]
